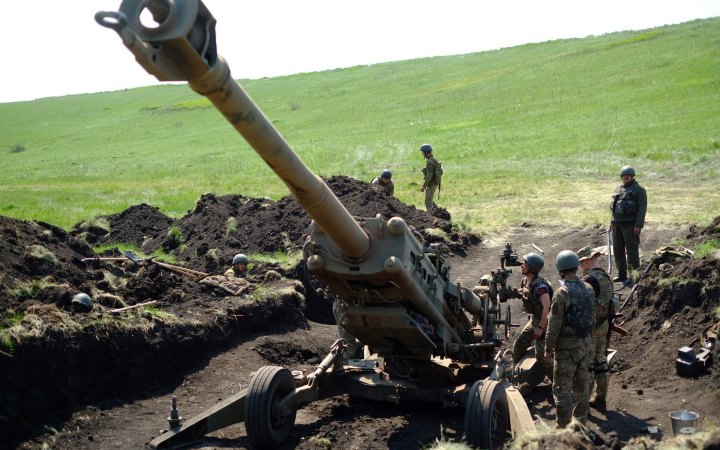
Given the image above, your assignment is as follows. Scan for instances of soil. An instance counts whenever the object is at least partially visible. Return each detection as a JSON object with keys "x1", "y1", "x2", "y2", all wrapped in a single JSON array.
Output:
[{"x1": 1, "y1": 177, "x2": 718, "y2": 450}]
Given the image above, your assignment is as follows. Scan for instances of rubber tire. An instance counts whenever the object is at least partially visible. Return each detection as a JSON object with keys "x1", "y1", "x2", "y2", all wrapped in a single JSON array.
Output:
[
  {"x1": 464, "y1": 379, "x2": 511, "y2": 450},
  {"x1": 244, "y1": 366, "x2": 297, "y2": 449}
]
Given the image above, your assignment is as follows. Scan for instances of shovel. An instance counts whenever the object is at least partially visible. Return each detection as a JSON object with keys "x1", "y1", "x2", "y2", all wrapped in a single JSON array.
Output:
[{"x1": 121, "y1": 250, "x2": 209, "y2": 279}]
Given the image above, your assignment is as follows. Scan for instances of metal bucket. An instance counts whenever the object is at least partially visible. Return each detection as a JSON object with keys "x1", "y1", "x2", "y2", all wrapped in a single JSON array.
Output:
[{"x1": 669, "y1": 410, "x2": 699, "y2": 436}]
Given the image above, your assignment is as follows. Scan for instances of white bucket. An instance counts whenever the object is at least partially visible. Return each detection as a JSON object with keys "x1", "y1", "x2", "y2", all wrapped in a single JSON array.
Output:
[{"x1": 669, "y1": 410, "x2": 699, "y2": 436}]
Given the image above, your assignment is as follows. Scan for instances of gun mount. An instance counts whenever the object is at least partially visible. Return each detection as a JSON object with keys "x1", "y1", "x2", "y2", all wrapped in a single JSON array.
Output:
[{"x1": 96, "y1": 1, "x2": 537, "y2": 448}]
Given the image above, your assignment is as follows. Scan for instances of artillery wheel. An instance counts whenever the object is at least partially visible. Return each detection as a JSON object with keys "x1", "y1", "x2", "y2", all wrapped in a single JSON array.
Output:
[
  {"x1": 244, "y1": 366, "x2": 297, "y2": 449},
  {"x1": 464, "y1": 379, "x2": 510, "y2": 450},
  {"x1": 503, "y1": 304, "x2": 511, "y2": 339}
]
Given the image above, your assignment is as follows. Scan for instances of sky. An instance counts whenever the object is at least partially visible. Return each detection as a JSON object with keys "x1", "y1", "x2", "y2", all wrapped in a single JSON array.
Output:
[{"x1": 1, "y1": 1, "x2": 718, "y2": 104}]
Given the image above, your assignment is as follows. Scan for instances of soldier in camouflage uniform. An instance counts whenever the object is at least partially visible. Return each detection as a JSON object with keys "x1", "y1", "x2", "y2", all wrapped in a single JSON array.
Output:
[
  {"x1": 332, "y1": 297, "x2": 360, "y2": 360},
  {"x1": 225, "y1": 253, "x2": 249, "y2": 278},
  {"x1": 419, "y1": 144, "x2": 441, "y2": 210},
  {"x1": 610, "y1": 165, "x2": 647, "y2": 284},
  {"x1": 512, "y1": 252, "x2": 553, "y2": 381},
  {"x1": 544, "y1": 250, "x2": 596, "y2": 427},
  {"x1": 577, "y1": 245, "x2": 616, "y2": 411},
  {"x1": 371, "y1": 169, "x2": 395, "y2": 195}
]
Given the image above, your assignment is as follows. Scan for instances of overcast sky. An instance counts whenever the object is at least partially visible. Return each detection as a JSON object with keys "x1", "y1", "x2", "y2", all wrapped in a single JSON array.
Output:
[{"x1": 1, "y1": 0, "x2": 718, "y2": 104}]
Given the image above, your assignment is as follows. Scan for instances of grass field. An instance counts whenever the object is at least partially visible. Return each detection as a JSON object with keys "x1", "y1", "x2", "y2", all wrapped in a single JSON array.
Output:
[{"x1": 1, "y1": 17, "x2": 718, "y2": 233}]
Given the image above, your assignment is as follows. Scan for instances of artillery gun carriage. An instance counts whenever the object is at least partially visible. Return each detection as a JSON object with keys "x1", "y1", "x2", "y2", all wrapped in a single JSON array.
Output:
[{"x1": 96, "y1": 1, "x2": 540, "y2": 448}]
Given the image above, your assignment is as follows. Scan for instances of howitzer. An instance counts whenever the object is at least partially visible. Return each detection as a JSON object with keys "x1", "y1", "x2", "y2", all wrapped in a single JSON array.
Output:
[{"x1": 96, "y1": 2, "x2": 536, "y2": 449}]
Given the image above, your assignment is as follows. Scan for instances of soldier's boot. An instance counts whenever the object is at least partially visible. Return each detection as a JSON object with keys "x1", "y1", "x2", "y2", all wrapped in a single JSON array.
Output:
[
  {"x1": 589, "y1": 397, "x2": 607, "y2": 411},
  {"x1": 555, "y1": 407, "x2": 572, "y2": 428}
]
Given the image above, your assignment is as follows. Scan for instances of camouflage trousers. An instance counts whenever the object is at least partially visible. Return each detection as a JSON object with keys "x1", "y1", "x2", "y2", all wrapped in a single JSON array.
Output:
[
  {"x1": 424, "y1": 182, "x2": 438, "y2": 210},
  {"x1": 332, "y1": 297, "x2": 359, "y2": 360},
  {"x1": 552, "y1": 343, "x2": 593, "y2": 427},
  {"x1": 590, "y1": 320, "x2": 610, "y2": 401},
  {"x1": 512, "y1": 319, "x2": 552, "y2": 381}
]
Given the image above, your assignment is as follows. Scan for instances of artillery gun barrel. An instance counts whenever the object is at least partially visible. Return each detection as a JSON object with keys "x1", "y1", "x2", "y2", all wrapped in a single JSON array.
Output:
[{"x1": 96, "y1": 0, "x2": 369, "y2": 260}]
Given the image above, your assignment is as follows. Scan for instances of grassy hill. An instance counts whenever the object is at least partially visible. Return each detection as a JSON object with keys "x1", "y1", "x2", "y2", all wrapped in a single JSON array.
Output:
[{"x1": 1, "y1": 17, "x2": 718, "y2": 233}]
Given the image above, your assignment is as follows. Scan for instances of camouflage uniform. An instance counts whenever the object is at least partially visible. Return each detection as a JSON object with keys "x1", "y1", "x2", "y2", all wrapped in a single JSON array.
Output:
[
  {"x1": 512, "y1": 275, "x2": 553, "y2": 380},
  {"x1": 582, "y1": 267, "x2": 615, "y2": 405},
  {"x1": 421, "y1": 156, "x2": 441, "y2": 210},
  {"x1": 224, "y1": 266, "x2": 247, "y2": 278},
  {"x1": 545, "y1": 277, "x2": 595, "y2": 427},
  {"x1": 332, "y1": 297, "x2": 359, "y2": 360},
  {"x1": 371, "y1": 177, "x2": 395, "y2": 195},
  {"x1": 610, "y1": 179, "x2": 647, "y2": 279}
]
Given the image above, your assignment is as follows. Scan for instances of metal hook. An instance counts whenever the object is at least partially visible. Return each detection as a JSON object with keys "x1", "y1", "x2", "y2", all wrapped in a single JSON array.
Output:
[{"x1": 95, "y1": 11, "x2": 128, "y2": 32}]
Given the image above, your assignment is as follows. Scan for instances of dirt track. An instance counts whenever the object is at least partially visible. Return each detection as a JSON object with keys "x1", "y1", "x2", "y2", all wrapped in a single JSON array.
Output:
[{"x1": 2, "y1": 178, "x2": 719, "y2": 449}]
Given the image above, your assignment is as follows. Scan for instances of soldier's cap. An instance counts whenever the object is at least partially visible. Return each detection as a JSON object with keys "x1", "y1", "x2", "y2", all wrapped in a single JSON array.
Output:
[{"x1": 577, "y1": 245, "x2": 606, "y2": 260}]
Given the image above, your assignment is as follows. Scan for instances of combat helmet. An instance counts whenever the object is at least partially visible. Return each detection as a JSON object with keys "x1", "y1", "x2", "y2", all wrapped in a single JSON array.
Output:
[
  {"x1": 381, "y1": 169, "x2": 392, "y2": 180},
  {"x1": 522, "y1": 253, "x2": 544, "y2": 274},
  {"x1": 420, "y1": 143, "x2": 433, "y2": 154},
  {"x1": 72, "y1": 293, "x2": 93, "y2": 312},
  {"x1": 620, "y1": 165, "x2": 635, "y2": 177},
  {"x1": 555, "y1": 250, "x2": 580, "y2": 272},
  {"x1": 232, "y1": 253, "x2": 249, "y2": 265}
]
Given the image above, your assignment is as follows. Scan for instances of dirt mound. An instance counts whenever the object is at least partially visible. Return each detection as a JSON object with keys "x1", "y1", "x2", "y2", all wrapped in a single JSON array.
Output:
[
  {"x1": 73, "y1": 176, "x2": 473, "y2": 274},
  {"x1": 617, "y1": 249, "x2": 720, "y2": 389},
  {"x1": 0, "y1": 216, "x2": 95, "y2": 299},
  {"x1": 686, "y1": 214, "x2": 720, "y2": 241}
]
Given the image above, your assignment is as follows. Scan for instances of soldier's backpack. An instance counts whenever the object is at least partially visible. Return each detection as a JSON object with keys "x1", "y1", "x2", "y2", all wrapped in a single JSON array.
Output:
[
  {"x1": 562, "y1": 281, "x2": 594, "y2": 338},
  {"x1": 588, "y1": 268, "x2": 613, "y2": 321}
]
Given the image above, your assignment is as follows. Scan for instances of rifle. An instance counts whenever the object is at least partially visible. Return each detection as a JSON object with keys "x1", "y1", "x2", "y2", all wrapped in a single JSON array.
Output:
[
  {"x1": 607, "y1": 313, "x2": 628, "y2": 346},
  {"x1": 618, "y1": 260, "x2": 655, "y2": 313}
]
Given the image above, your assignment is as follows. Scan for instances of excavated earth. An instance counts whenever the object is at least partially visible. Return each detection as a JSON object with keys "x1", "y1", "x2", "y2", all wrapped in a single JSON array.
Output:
[{"x1": 0, "y1": 176, "x2": 718, "y2": 450}]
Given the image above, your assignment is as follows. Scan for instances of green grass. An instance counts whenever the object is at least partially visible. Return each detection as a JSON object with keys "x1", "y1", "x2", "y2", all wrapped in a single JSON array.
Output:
[
  {"x1": 694, "y1": 238, "x2": 720, "y2": 258},
  {"x1": 9, "y1": 279, "x2": 54, "y2": 300},
  {"x1": 143, "y1": 306, "x2": 177, "y2": 321},
  {"x1": 1, "y1": 311, "x2": 24, "y2": 330},
  {"x1": 1, "y1": 18, "x2": 719, "y2": 234},
  {"x1": 249, "y1": 250, "x2": 304, "y2": 271}
]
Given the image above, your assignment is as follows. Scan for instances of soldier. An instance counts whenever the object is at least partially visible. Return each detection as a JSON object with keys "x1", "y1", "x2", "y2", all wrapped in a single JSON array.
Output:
[
  {"x1": 419, "y1": 144, "x2": 442, "y2": 210},
  {"x1": 371, "y1": 169, "x2": 395, "y2": 195},
  {"x1": 512, "y1": 252, "x2": 553, "y2": 381},
  {"x1": 224, "y1": 253, "x2": 249, "y2": 278},
  {"x1": 544, "y1": 250, "x2": 595, "y2": 427},
  {"x1": 610, "y1": 165, "x2": 647, "y2": 284},
  {"x1": 577, "y1": 245, "x2": 615, "y2": 411},
  {"x1": 332, "y1": 296, "x2": 361, "y2": 360}
]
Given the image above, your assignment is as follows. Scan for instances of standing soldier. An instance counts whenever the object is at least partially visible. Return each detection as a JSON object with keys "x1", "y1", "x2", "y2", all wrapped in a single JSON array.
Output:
[
  {"x1": 512, "y1": 252, "x2": 553, "y2": 381},
  {"x1": 577, "y1": 245, "x2": 615, "y2": 411},
  {"x1": 371, "y1": 169, "x2": 395, "y2": 195},
  {"x1": 419, "y1": 144, "x2": 442, "y2": 210},
  {"x1": 544, "y1": 250, "x2": 595, "y2": 428},
  {"x1": 610, "y1": 165, "x2": 647, "y2": 285}
]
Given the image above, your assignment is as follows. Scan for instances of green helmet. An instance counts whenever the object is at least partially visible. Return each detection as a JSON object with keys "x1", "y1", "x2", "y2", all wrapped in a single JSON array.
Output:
[
  {"x1": 555, "y1": 250, "x2": 580, "y2": 272},
  {"x1": 420, "y1": 143, "x2": 433, "y2": 154},
  {"x1": 232, "y1": 253, "x2": 249, "y2": 265},
  {"x1": 72, "y1": 293, "x2": 93, "y2": 312},
  {"x1": 620, "y1": 165, "x2": 635, "y2": 176},
  {"x1": 523, "y1": 252, "x2": 544, "y2": 274}
]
